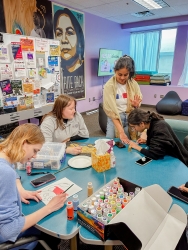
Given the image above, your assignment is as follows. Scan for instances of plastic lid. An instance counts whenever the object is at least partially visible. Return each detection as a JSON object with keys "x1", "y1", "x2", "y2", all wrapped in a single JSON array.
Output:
[
  {"x1": 73, "y1": 194, "x2": 78, "y2": 201},
  {"x1": 67, "y1": 201, "x2": 73, "y2": 207},
  {"x1": 88, "y1": 182, "x2": 92, "y2": 187}
]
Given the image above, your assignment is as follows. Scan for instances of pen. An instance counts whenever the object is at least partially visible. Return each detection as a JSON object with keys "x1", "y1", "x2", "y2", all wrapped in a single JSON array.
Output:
[
  {"x1": 54, "y1": 166, "x2": 70, "y2": 175},
  {"x1": 30, "y1": 172, "x2": 49, "y2": 176},
  {"x1": 62, "y1": 184, "x2": 74, "y2": 193}
]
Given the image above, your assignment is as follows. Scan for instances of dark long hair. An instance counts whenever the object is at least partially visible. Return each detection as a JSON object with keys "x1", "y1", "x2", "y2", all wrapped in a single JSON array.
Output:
[
  {"x1": 128, "y1": 109, "x2": 164, "y2": 125},
  {"x1": 114, "y1": 55, "x2": 135, "y2": 79},
  {"x1": 53, "y1": 8, "x2": 84, "y2": 71},
  {"x1": 41, "y1": 94, "x2": 77, "y2": 129}
]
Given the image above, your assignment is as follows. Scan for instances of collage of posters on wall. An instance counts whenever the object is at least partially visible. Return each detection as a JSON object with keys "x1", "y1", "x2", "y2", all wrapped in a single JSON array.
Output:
[
  {"x1": 0, "y1": 0, "x2": 85, "y2": 100},
  {"x1": 0, "y1": 34, "x2": 61, "y2": 113}
]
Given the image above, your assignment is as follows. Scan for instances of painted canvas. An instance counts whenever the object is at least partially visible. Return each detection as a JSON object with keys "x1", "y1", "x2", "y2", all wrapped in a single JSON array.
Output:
[
  {"x1": 0, "y1": 0, "x2": 6, "y2": 33},
  {"x1": 3, "y1": 0, "x2": 53, "y2": 39}
]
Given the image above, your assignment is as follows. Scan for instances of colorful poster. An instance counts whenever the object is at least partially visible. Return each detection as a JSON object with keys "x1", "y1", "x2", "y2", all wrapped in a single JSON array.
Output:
[
  {"x1": 49, "y1": 41, "x2": 60, "y2": 56},
  {"x1": 48, "y1": 56, "x2": 58, "y2": 67},
  {"x1": 3, "y1": 96, "x2": 18, "y2": 109},
  {"x1": 11, "y1": 42, "x2": 23, "y2": 59},
  {"x1": 0, "y1": 79, "x2": 13, "y2": 96},
  {"x1": 3, "y1": 0, "x2": 53, "y2": 39},
  {"x1": 11, "y1": 80, "x2": 23, "y2": 96},
  {"x1": 52, "y1": 4, "x2": 85, "y2": 100},
  {"x1": 25, "y1": 52, "x2": 36, "y2": 68},
  {"x1": 46, "y1": 92, "x2": 54, "y2": 103},
  {"x1": 20, "y1": 38, "x2": 34, "y2": 51}
]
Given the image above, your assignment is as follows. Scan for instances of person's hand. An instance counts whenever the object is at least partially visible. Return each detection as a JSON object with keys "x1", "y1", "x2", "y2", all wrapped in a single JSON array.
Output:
[
  {"x1": 129, "y1": 140, "x2": 142, "y2": 151},
  {"x1": 62, "y1": 138, "x2": 70, "y2": 143},
  {"x1": 119, "y1": 132, "x2": 130, "y2": 144},
  {"x1": 19, "y1": 189, "x2": 42, "y2": 204},
  {"x1": 179, "y1": 184, "x2": 188, "y2": 193},
  {"x1": 137, "y1": 138, "x2": 147, "y2": 144},
  {"x1": 66, "y1": 146, "x2": 82, "y2": 155},
  {"x1": 130, "y1": 95, "x2": 142, "y2": 108},
  {"x1": 47, "y1": 193, "x2": 67, "y2": 213}
]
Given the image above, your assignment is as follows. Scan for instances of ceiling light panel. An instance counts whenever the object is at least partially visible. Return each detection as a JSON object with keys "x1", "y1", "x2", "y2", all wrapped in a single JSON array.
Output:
[{"x1": 132, "y1": 0, "x2": 169, "y2": 10}]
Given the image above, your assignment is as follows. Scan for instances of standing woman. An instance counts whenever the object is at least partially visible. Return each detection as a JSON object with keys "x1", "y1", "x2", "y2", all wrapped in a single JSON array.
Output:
[
  {"x1": 103, "y1": 55, "x2": 142, "y2": 143},
  {"x1": 0, "y1": 124, "x2": 67, "y2": 248},
  {"x1": 127, "y1": 108, "x2": 188, "y2": 166},
  {"x1": 40, "y1": 94, "x2": 89, "y2": 155}
]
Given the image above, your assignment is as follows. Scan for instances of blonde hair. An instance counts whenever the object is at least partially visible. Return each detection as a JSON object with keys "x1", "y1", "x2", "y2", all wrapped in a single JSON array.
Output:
[
  {"x1": 0, "y1": 123, "x2": 45, "y2": 163},
  {"x1": 41, "y1": 94, "x2": 76, "y2": 130}
]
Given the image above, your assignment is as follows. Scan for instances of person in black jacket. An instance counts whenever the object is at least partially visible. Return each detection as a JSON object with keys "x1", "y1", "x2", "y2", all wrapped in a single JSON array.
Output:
[{"x1": 127, "y1": 109, "x2": 188, "y2": 167}]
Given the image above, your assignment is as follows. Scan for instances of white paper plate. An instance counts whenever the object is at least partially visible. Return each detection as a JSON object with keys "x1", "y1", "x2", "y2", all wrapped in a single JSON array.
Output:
[
  {"x1": 95, "y1": 139, "x2": 115, "y2": 145},
  {"x1": 68, "y1": 155, "x2": 91, "y2": 169}
]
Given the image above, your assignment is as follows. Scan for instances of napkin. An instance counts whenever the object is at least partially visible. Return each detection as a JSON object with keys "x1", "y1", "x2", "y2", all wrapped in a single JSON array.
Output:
[{"x1": 95, "y1": 139, "x2": 110, "y2": 155}]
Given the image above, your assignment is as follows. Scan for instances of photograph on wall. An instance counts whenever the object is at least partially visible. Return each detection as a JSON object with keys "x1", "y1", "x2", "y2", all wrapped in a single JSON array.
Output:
[
  {"x1": 52, "y1": 3, "x2": 85, "y2": 100},
  {"x1": 3, "y1": 0, "x2": 53, "y2": 39},
  {"x1": 0, "y1": 0, "x2": 6, "y2": 33}
]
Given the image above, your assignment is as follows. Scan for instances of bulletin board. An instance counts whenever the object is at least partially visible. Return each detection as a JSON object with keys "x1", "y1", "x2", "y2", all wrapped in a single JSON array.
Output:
[{"x1": 0, "y1": 32, "x2": 61, "y2": 113}]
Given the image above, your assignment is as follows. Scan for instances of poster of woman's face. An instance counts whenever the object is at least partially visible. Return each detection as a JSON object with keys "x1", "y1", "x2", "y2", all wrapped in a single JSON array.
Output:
[
  {"x1": 55, "y1": 13, "x2": 77, "y2": 60},
  {"x1": 52, "y1": 4, "x2": 85, "y2": 100}
]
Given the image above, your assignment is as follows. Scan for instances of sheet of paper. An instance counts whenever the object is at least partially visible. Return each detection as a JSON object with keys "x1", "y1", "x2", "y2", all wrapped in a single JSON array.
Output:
[{"x1": 39, "y1": 177, "x2": 82, "y2": 205}]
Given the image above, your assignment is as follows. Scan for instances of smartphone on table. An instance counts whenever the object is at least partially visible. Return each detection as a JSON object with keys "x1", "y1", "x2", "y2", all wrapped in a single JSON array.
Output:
[
  {"x1": 135, "y1": 156, "x2": 152, "y2": 166},
  {"x1": 30, "y1": 173, "x2": 56, "y2": 187},
  {"x1": 115, "y1": 141, "x2": 126, "y2": 148},
  {"x1": 167, "y1": 186, "x2": 188, "y2": 204}
]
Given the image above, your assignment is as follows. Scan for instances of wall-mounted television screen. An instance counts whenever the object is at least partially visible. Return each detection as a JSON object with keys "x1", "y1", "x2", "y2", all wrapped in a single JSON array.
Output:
[{"x1": 98, "y1": 48, "x2": 123, "y2": 77}]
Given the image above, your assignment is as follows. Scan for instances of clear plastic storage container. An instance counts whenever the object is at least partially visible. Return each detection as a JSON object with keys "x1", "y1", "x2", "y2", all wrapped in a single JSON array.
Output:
[{"x1": 30, "y1": 142, "x2": 66, "y2": 170}]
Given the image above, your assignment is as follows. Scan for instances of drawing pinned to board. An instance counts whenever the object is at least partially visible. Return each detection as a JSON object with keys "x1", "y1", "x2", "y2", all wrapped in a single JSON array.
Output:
[{"x1": 39, "y1": 177, "x2": 82, "y2": 205}]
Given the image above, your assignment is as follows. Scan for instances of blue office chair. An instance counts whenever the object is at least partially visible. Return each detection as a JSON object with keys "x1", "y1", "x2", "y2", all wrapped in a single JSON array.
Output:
[{"x1": 0, "y1": 235, "x2": 52, "y2": 250}]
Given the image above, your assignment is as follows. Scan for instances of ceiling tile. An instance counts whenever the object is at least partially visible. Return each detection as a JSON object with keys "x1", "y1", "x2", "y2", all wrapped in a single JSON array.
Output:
[
  {"x1": 51, "y1": 0, "x2": 188, "y2": 24},
  {"x1": 151, "y1": 7, "x2": 181, "y2": 17},
  {"x1": 101, "y1": 0, "x2": 122, "y2": 3},
  {"x1": 165, "y1": 0, "x2": 188, "y2": 7},
  {"x1": 172, "y1": 4, "x2": 188, "y2": 15},
  {"x1": 68, "y1": 0, "x2": 105, "y2": 8}
]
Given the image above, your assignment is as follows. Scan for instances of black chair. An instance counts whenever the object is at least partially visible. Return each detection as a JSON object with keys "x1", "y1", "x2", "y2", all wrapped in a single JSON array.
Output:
[
  {"x1": 99, "y1": 103, "x2": 107, "y2": 134},
  {"x1": 156, "y1": 91, "x2": 182, "y2": 115},
  {"x1": 0, "y1": 235, "x2": 52, "y2": 250}
]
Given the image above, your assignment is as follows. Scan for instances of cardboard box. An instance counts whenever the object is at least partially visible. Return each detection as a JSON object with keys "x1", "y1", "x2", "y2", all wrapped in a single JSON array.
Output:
[
  {"x1": 91, "y1": 151, "x2": 110, "y2": 172},
  {"x1": 77, "y1": 178, "x2": 187, "y2": 250}
]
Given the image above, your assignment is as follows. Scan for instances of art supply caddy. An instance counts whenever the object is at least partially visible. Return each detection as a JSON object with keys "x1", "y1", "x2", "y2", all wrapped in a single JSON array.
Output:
[
  {"x1": 18, "y1": 142, "x2": 66, "y2": 170},
  {"x1": 77, "y1": 177, "x2": 142, "y2": 242},
  {"x1": 77, "y1": 177, "x2": 187, "y2": 250}
]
